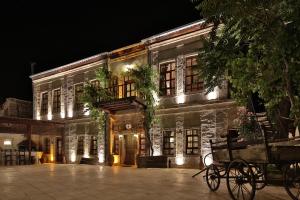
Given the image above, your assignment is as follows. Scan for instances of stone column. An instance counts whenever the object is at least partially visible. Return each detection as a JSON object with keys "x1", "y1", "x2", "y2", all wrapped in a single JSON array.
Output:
[
  {"x1": 175, "y1": 115, "x2": 184, "y2": 165},
  {"x1": 84, "y1": 123, "x2": 91, "y2": 158},
  {"x1": 151, "y1": 120, "x2": 162, "y2": 156},
  {"x1": 200, "y1": 110, "x2": 217, "y2": 159},
  {"x1": 33, "y1": 84, "x2": 41, "y2": 120},
  {"x1": 60, "y1": 77, "x2": 66, "y2": 119},
  {"x1": 98, "y1": 112, "x2": 106, "y2": 164},
  {"x1": 176, "y1": 55, "x2": 186, "y2": 103},
  {"x1": 47, "y1": 82, "x2": 52, "y2": 120},
  {"x1": 66, "y1": 75, "x2": 74, "y2": 118},
  {"x1": 66, "y1": 123, "x2": 77, "y2": 163}
]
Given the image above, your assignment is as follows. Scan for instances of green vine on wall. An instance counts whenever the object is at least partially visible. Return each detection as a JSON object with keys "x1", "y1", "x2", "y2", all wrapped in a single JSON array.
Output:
[{"x1": 82, "y1": 64, "x2": 158, "y2": 156}]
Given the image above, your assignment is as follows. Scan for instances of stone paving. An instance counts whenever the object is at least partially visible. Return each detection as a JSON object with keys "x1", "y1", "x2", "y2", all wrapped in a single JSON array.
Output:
[{"x1": 0, "y1": 164, "x2": 290, "y2": 200}]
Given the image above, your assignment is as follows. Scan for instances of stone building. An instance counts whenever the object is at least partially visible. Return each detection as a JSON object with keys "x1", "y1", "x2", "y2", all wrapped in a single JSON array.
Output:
[{"x1": 30, "y1": 20, "x2": 237, "y2": 168}]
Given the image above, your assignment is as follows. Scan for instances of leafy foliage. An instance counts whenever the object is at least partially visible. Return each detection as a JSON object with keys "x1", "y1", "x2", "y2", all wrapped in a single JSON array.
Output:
[{"x1": 194, "y1": 0, "x2": 300, "y2": 131}]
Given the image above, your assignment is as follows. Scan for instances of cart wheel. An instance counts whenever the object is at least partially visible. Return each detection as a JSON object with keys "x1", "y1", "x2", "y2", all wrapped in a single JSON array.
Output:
[
  {"x1": 226, "y1": 159, "x2": 256, "y2": 200},
  {"x1": 251, "y1": 164, "x2": 267, "y2": 190},
  {"x1": 284, "y1": 162, "x2": 300, "y2": 200},
  {"x1": 206, "y1": 164, "x2": 220, "y2": 191}
]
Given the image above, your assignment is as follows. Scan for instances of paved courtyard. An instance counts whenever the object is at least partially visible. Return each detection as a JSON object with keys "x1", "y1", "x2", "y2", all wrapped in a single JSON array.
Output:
[{"x1": 0, "y1": 164, "x2": 290, "y2": 200}]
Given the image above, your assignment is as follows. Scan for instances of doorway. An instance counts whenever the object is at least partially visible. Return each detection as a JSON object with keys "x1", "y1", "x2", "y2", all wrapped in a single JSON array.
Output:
[
  {"x1": 119, "y1": 134, "x2": 138, "y2": 166},
  {"x1": 56, "y1": 138, "x2": 63, "y2": 163}
]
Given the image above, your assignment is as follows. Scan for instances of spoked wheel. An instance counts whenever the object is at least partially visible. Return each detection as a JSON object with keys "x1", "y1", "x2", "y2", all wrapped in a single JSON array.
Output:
[
  {"x1": 226, "y1": 159, "x2": 256, "y2": 200},
  {"x1": 284, "y1": 162, "x2": 300, "y2": 200},
  {"x1": 206, "y1": 164, "x2": 220, "y2": 191},
  {"x1": 251, "y1": 164, "x2": 267, "y2": 190}
]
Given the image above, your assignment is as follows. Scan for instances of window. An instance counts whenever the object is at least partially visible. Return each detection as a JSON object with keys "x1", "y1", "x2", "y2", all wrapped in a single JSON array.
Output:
[
  {"x1": 41, "y1": 92, "x2": 48, "y2": 115},
  {"x1": 185, "y1": 57, "x2": 203, "y2": 92},
  {"x1": 44, "y1": 138, "x2": 50, "y2": 154},
  {"x1": 90, "y1": 136, "x2": 98, "y2": 156},
  {"x1": 77, "y1": 136, "x2": 84, "y2": 155},
  {"x1": 91, "y1": 80, "x2": 100, "y2": 88},
  {"x1": 186, "y1": 129, "x2": 199, "y2": 155},
  {"x1": 108, "y1": 76, "x2": 118, "y2": 98},
  {"x1": 124, "y1": 76, "x2": 136, "y2": 98},
  {"x1": 52, "y1": 89, "x2": 61, "y2": 114},
  {"x1": 160, "y1": 62, "x2": 176, "y2": 96},
  {"x1": 163, "y1": 130, "x2": 175, "y2": 155},
  {"x1": 139, "y1": 133, "x2": 146, "y2": 156},
  {"x1": 74, "y1": 84, "x2": 84, "y2": 112}
]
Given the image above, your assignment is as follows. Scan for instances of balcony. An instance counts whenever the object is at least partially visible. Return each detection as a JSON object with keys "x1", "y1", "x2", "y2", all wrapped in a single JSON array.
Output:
[{"x1": 98, "y1": 83, "x2": 146, "y2": 114}]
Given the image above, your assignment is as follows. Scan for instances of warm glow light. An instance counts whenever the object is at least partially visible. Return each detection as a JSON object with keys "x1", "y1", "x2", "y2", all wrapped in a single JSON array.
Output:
[
  {"x1": 50, "y1": 142, "x2": 54, "y2": 162},
  {"x1": 175, "y1": 156, "x2": 185, "y2": 165},
  {"x1": 83, "y1": 103, "x2": 90, "y2": 116},
  {"x1": 36, "y1": 111, "x2": 41, "y2": 120},
  {"x1": 203, "y1": 153, "x2": 213, "y2": 166},
  {"x1": 134, "y1": 134, "x2": 138, "y2": 138},
  {"x1": 60, "y1": 111, "x2": 65, "y2": 119},
  {"x1": 176, "y1": 94, "x2": 185, "y2": 104},
  {"x1": 47, "y1": 112, "x2": 53, "y2": 120},
  {"x1": 70, "y1": 150, "x2": 76, "y2": 163},
  {"x1": 153, "y1": 149, "x2": 161, "y2": 156},
  {"x1": 4, "y1": 139, "x2": 12, "y2": 146},
  {"x1": 83, "y1": 146, "x2": 90, "y2": 158},
  {"x1": 68, "y1": 106, "x2": 73, "y2": 118},
  {"x1": 98, "y1": 153, "x2": 105, "y2": 163},
  {"x1": 113, "y1": 155, "x2": 119, "y2": 164},
  {"x1": 207, "y1": 87, "x2": 219, "y2": 100},
  {"x1": 152, "y1": 90, "x2": 160, "y2": 106},
  {"x1": 119, "y1": 135, "x2": 123, "y2": 139},
  {"x1": 123, "y1": 64, "x2": 135, "y2": 72}
]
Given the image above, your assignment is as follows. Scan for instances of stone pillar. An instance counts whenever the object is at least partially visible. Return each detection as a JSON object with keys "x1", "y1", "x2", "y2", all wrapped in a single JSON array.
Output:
[
  {"x1": 33, "y1": 84, "x2": 41, "y2": 120},
  {"x1": 60, "y1": 77, "x2": 66, "y2": 119},
  {"x1": 67, "y1": 75, "x2": 74, "y2": 118},
  {"x1": 84, "y1": 123, "x2": 90, "y2": 158},
  {"x1": 175, "y1": 115, "x2": 184, "y2": 165},
  {"x1": 66, "y1": 123, "x2": 77, "y2": 163},
  {"x1": 151, "y1": 120, "x2": 162, "y2": 156},
  {"x1": 98, "y1": 112, "x2": 105, "y2": 164},
  {"x1": 47, "y1": 82, "x2": 52, "y2": 120},
  {"x1": 200, "y1": 110, "x2": 217, "y2": 159},
  {"x1": 176, "y1": 55, "x2": 186, "y2": 103}
]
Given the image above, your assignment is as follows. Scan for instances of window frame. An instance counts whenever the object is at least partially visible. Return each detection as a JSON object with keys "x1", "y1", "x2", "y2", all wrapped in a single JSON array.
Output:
[
  {"x1": 163, "y1": 130, "x2": 176, "y2": 156},
  {"x1": 185, "y1": 56, "x2": 204, "y2": 93},
  {"x1": 52, "y1": 88, "x2": 61, "y2": 114},
  {"x1": 41, "y1": 92, "x2": 48, "y2": 116},
  {"x1": 185, "y1": 129, "x2": 199, "y2": 155},
  {"x1": 90, "y1": 136, "x2": 98, "y2": 156},
  {"x1": 159, "y1": 61, "x2": 176, "y2": 96},
  {"x1": 74, "y1": 83, "x2": 84, "y2": 112},
  {"x1": 77, "y1": 136, "x2": 84, "y2": 155}
]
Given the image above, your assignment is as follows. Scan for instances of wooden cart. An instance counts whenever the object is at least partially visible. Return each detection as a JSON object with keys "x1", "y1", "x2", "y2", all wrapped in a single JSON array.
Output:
[{"x1": 205, "y1": 133, "x2": 300, "y2": 200}]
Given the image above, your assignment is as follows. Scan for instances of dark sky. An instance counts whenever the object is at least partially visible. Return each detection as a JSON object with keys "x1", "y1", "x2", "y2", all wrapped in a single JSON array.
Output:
[{"x1": 0, "y1": 0, "x2": 200, "y2": 103}]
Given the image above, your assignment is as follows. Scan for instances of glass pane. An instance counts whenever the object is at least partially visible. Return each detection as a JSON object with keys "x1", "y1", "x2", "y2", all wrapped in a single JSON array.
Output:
[
  {"x1": 194, "y1": 149, "x2": 199, "y2": 154},
  {"x1": 188, "y1": 143, "x2": 192, "y2": 148},
  {"x1": 193, "y1": 142, "x2": 198, "y2": 147},
  {"x1": 171, "y1": 63, "x2": 176, "y2": 70},
  {"x1": 186, "y1": 77, "x2": 191, "y2": 85},
  {"x1": 166, "y1": 73, "x2": 170, "y2": 80},
  {"x1": 170, "y1": 143, "x2": 174, "y2": 148},
  {"x1": 170, "y1": 138, "x2": 174, "y2": 143},
  {"x1": 171, "y1": 131, "x2": 175, "y2": 136},
  {"x1": 187, "y1": 149, "x2": 192, "y2": 154},
  {"x1": 167, "y1": 64, "x2": 171, "y2": 71},
  {"x1": 193, "y1": 136, "x2": 198, "y2": 141},
  {"x1": 167, "y1": 89, "x2": 171, "y2": 95},
  {"x1": 172, "y1": 71, "x2": 176, "y2": 78},
  {"x1": 192, "y1": 58, "x2": 197, "y2": 65},
  {"x1": 166, "y1": 81, "x2": 170, "y2": 88},
  {"x1": 186, "y1": 59, "x2": 191, "y2": 66}
]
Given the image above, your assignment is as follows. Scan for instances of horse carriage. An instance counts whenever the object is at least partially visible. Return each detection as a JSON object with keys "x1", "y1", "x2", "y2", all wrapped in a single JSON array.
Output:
[{"x1": 202, "y1": 128, "x2": 300, "y2": 200}]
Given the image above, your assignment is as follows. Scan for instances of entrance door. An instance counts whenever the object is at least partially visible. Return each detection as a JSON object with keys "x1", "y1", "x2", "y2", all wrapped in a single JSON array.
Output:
[
  {"x1": 56, "y1": 138, "x2": 63, "y2": 163},
  {"x1": 123, "y1": 134, "x2": 137, "y2": 165}
]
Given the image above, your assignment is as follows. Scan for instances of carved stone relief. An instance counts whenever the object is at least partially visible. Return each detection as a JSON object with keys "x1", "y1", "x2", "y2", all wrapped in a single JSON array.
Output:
[
  {"x1": 200, "y1": 110, "x2": 217, "y2": 157},
  {"x1": 175, "y1": 115, "x2": 184, "y2": 157},
  {"x1": 176, "y1": 55, "x2": 186, "y2": 97}
]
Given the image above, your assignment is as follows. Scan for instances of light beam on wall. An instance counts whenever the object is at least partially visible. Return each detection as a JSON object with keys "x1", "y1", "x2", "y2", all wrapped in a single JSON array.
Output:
[
  {"x1": 176, "y1": 94, "x2": 185, "y2": 104},
  {"x1": 4, "y1": 139, "x2": 12, "y2": 146},
  {"x1": 175, "y1": 155, "x2": 185, "y2": 165},
  {"x1": 70, "y1": 150, "x2": 76, "y2": 163},
  {"x1": 206, "y1": 87, "x2": 219, "y2": 100},
  {"x1": 47, "y1": 112, "x2": 53, "y2": 120}
]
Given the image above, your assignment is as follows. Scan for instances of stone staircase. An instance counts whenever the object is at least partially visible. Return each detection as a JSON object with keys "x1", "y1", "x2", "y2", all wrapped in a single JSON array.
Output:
[{"x1": 256, "y1": 112, "x2": 277, "y2": 138}]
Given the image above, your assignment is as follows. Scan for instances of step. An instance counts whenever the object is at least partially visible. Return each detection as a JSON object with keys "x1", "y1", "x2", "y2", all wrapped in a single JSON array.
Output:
[{"x1": 80, "y1": 157, "x2": 99, "y2": 165}]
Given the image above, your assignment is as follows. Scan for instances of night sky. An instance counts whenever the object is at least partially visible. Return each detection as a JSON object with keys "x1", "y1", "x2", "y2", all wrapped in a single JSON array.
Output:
[{"x1": 0, "y1": 1, "x2": 200, "y2": 103}]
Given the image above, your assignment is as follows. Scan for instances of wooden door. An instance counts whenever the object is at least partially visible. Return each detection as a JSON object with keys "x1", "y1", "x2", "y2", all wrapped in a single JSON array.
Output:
[
  {"x1": 124, "y1": 134, "x2": 137, "y2": 165},
  {"x1": 56, "y1": 138, "x2": 63, "y2": 163}
]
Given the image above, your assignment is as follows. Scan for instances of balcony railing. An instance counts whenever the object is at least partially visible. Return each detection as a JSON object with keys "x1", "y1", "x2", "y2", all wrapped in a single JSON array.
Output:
[{"x1": 106, "y1": 83, "x2": 140, "y2": 100}]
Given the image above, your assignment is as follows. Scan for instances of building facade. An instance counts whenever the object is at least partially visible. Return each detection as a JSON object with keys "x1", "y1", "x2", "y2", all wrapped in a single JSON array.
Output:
[{"x1": 30, "y1": 20, "x2": 238, "y2": 168}]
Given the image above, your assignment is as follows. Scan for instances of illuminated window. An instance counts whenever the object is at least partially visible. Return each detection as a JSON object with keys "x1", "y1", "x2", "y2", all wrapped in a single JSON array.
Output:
[
  {"x1": 160, "y1": 62, "x2": 176, "y2": 96},
  {"x1": 44, "y1": 138, "x2": 50, "y2": 154},
  {"x1": 91, "y1": 80, "x2": 100, "y2": 88},
  {"x1": 185, "y1": 57, "x2": 203, "y2": 93},
  {"x1": 4, "y1": 139, "x2": 12, "y2": 146},
  {"x1": 139, "y1": 133, "x2": 146, "y2": 156},
  {"x1": 186, "y1": 129, "x2": 199, "y2": 155},
  {"x1": 74, "y1": 84, "x2": 84, "y2": 112},
  {"x1": 108, "y1": 76, "x2": 118, "y2": 98},
  {"x1": 90, "y1": 136, "x2": 98, "y2": 156},
  {"x1": 163, "y1": 130, "x2": 175, "y2": 155},
  {"x1": 124, "y1": 76, "x2": 136, "y2": 98},
  {"x1": 77, "y1": 136, "x2": 84, "y2": 155},
  {"x1": 41, "y1": 92, "x2": 48, "y2": 115},
  {"x1": 52, "y1": 89, "x2": 61, "y2": 114}
]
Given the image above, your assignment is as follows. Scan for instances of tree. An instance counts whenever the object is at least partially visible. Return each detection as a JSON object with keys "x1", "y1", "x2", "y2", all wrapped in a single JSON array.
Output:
[{"x1": 193, "y1": 0, "x2": 300, "y2": 137}]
